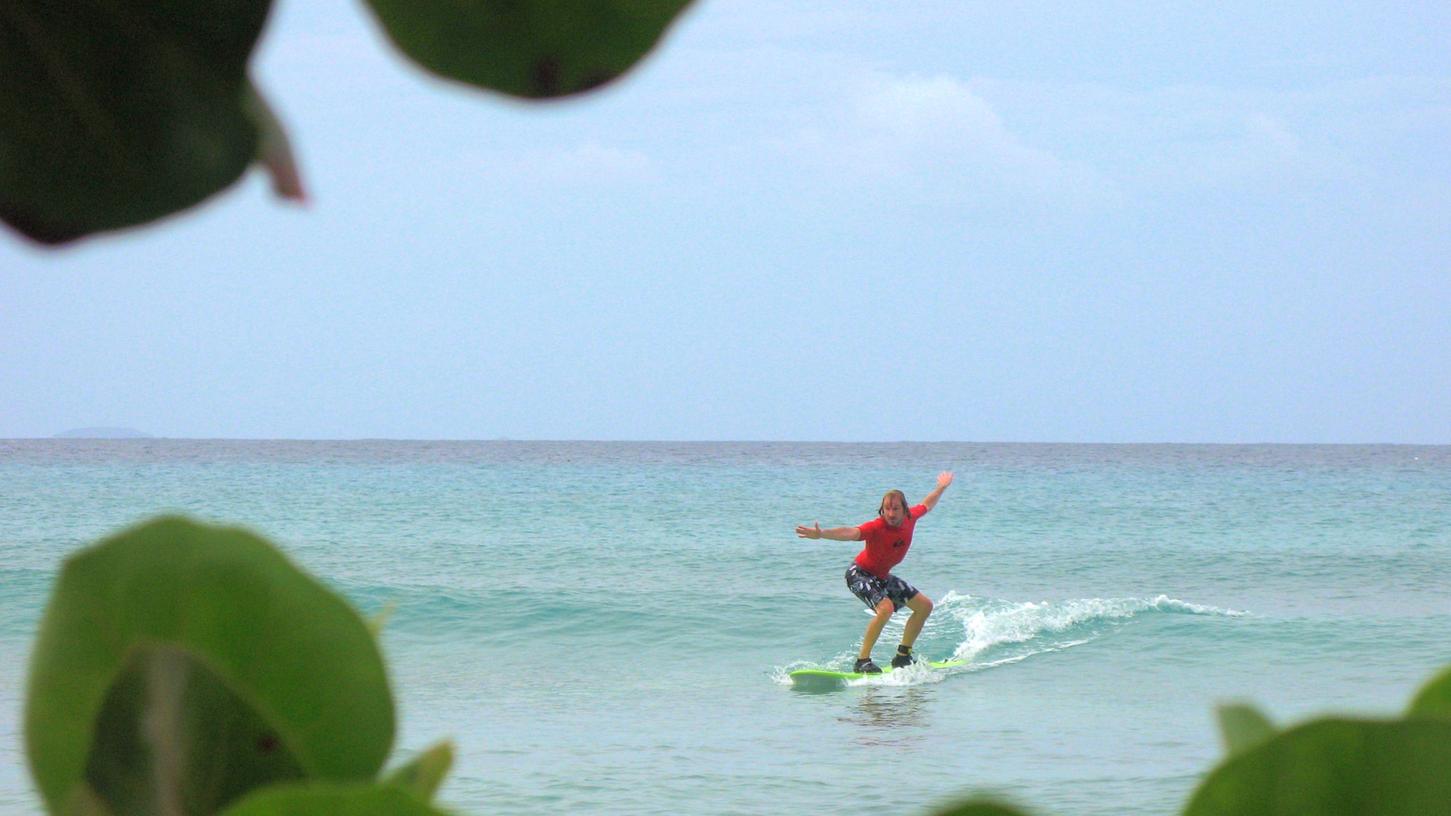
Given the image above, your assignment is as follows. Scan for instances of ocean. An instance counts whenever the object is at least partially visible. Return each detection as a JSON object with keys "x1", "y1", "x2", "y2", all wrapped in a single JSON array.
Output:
[{"x1": 2, "y1": 440, "x2": 1448, "y2": 815}]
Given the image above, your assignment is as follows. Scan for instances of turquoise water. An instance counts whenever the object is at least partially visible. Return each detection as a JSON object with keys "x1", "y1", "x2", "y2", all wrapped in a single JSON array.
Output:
[{"x1": 2, "y1": 441, "x2": 1448, "y2": 815}]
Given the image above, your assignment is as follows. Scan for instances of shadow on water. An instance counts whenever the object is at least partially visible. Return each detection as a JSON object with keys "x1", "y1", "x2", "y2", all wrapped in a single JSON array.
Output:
[{"x1": 838, "y1": 686, "x2": 933, "y2": 746}]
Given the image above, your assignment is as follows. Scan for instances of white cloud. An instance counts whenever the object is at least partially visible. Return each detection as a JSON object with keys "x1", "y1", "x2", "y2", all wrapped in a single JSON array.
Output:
[
  {"x1": 1114, "y1": 89, "x2": 1339, "y2": 190},
  {"x1": 966, "y1": 76, "x2": 1437, "y2": 194},
  {"x1": 1148, "y1": 111, "x2": 1316, "y2": 188},
  {"x1": 769, "y1": 73, "x2": 1118, "y2": 209}
]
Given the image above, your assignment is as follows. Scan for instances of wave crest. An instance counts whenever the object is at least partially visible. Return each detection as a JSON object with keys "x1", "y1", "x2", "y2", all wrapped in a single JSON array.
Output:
[{"x1": 936, "y1": 592, "x2": 1247, "y2": 663}]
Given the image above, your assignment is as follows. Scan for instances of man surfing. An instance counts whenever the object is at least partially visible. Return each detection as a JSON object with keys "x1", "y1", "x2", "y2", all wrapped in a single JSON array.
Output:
[{"x1": 796, "y1": 471, "x2": 954, "y2": 674}]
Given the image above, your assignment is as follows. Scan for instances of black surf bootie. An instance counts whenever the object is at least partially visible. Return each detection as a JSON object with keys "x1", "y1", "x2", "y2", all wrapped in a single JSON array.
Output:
[
  {"x1": 891, "y1": 645, "x2": 918, "y2": 668},
  {"x1": 853, "y1": 657, "x2": 882, "y2": 674}
]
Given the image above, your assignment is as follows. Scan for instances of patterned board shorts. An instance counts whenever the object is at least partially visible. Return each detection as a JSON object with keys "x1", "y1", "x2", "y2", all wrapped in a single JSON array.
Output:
[{"x1": 845, "y1": 564, "x2": 919, "y2": 612}]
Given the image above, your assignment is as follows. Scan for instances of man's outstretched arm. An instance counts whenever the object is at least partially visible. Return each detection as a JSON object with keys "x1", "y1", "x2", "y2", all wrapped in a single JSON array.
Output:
[
  {"x1": 796, "y1": 522, "x2": 862, "y2": 541},
  {"x1": 921, "y1": 471, "x2": 955, "y2": 512}
]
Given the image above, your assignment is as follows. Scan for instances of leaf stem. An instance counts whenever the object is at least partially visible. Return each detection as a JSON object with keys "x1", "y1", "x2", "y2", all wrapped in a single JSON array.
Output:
[{"x1": 144, "y1": 647, "x2": 189, "y2": 816}]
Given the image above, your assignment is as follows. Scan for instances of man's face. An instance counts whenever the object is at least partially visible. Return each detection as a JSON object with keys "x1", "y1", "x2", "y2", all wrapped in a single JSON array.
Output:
[{"x1": 881, "y1": 495, "x2": 906, "y2": 525}]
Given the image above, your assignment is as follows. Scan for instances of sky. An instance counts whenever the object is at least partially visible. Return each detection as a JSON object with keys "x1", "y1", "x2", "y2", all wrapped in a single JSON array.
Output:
[{"x1": 3, "y1": 1, "x2": 1449, "y2": 442}]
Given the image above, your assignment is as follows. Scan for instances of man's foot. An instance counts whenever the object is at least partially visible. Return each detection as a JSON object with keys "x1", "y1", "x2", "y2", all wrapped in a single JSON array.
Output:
[
  {"x1": 891, "y1": 645, "x2": 918, "y2": 668},
  {"x1": 853, "y1": 658, "x2": 882, "y2": 674}
]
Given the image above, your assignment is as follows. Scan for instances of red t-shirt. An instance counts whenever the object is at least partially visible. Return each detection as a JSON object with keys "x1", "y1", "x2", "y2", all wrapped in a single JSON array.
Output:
[{"x1": 853, "y1": 504, "x2": 928, "y2": 577}]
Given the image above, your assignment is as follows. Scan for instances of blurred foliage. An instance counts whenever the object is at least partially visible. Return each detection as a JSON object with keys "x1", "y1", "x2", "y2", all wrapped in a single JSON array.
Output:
[
  {"x1": 382, "y1": 742, "x2": 455, "y2": 803},
  {"x1": 1, "y1": 0, "x2": 694, "y2": 245},
  {"x1": 933, "y1": 649, "x2": 1451, "y2": 816},
  {"x1": 19, "y1": 1, "x2": 1448, "y2": 809},
  {"x1": 0, "y1": 1, "x2": 269, "y2": 243},
  {"x1": 932, "y1": 801, "x2": 1034, "y2": 816},
  {"x1": 1407, "y1": 664, "x2": 1451, "y2": 719},
  {"x1": 361, "y1": 0, "x2": 693, "y2": 99},
  {"x1": 1184, "y1": 718, "x2": 1451, "y2": 816},
  {"x1": 218, "y1": 784, "x2": 453, "y2": 816},
  {"x1": 1215, "y1": 702, "x2": 1276, "y2": 757},
  {"x1": 25, "y1": 517, "x2": 428, "y2": 815},
  {"x1": 24, "y1": 516, "x2": 1451, "y2": 814}
]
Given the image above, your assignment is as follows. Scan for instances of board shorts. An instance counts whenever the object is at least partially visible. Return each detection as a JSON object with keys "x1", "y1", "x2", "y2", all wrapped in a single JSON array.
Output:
[{"x1": 845, "y1": 564, "x2": 919, "y2": 612}]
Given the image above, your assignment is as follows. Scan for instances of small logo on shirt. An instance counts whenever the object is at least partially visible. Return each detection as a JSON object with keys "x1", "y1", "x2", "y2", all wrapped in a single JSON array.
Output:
[{"x1": 893, "y1": 538, "x2": 905, "y2": 548}]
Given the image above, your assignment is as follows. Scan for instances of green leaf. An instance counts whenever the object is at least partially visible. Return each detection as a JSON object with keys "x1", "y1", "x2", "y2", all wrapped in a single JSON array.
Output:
[
  {"x1": 930, "y1": 800, "x2": 1033, "y2": 816},
  {"x1": 1216, "y1": 702, "x2": 1276, "y2": 756},
  {"x1": 366, "y1": 601, "x2": 397, "y2": 639},
  {"x1": 383, "y1": 741, "x2": 454, "y2": 802},
  {"x1": 1185, "y1": 717, "x2": 1451, "y2": 816},
  {"x1": 219, "y1": 783, "x2": 455, "y2": 816},
  {"x1": 25, "y1": 516, "x2": 394, "y2": 814},
  {"x1": 244, "y1": 81, "x2": 306, "y2": 202},
  {"x1": 1407, "y1": 664, "x2": 1451, "y2": 719},
  {"x1": 359, "y1": 0, "x2": 695, "y2": 99},
  {"x1": 0, "y1": 0, "x2": 273, "y2": 244},
  {"x1": 82, "y1": 644, "x2": 307, "y2": 815}
]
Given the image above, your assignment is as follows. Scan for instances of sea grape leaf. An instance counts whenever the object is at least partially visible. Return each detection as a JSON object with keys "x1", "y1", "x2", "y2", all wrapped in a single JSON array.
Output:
[
  {"x1": 1184, "y1": 717, "x2": 1451, "y2": 816},
  {"x1": 1406, "y1": 664, "x2": 1451, "y2": 719},
  {"x1": 53, "y1": 782, "x2": 112, "y2": 816},
  {"x1": 383, "y1": 741, "x2": 455, "y2": 802},
  {"x1": 25, "y1": 516, "x2": 394, "y2": 813},
  {"x1": 0, "y1": 0, "x2": 272, "y2": 244},
  {"x1": 244, "y1": 81, "x2": 306, "y2": 202},
  {"x1": 83, "y1": 644, "x2": 306, "y2": 815},
  {"x1": 367, "y1": 602, "x2": 397, "y2": 639},
  {"x1": 359, "y1": 0, "x2": 695, "y2": 99},
  {"x1": 1216, "y1": 703, "x2": 1276, "y2": 756},
  {"x1": 931, "y1": 800, "x2": 1033, "y2": 816},
  {"x1": 219, "y1": 783, "x2": 455, "y2": 816}
]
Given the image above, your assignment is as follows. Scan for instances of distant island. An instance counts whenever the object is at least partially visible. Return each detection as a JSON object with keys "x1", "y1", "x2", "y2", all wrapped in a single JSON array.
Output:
[{"x1": 53, "y1": 427, "x2": 153, "y2": 439}]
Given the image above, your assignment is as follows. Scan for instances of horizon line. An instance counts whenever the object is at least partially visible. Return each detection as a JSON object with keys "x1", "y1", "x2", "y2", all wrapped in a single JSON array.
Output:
[{"x1": 8, "y1": 436, "x2": 1449, "y2": 447}]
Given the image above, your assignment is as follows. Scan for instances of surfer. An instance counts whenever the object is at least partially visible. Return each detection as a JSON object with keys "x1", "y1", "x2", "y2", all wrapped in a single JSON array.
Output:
[{"x1": 796, "y1": 471, "x2": 954, "y2": 674}]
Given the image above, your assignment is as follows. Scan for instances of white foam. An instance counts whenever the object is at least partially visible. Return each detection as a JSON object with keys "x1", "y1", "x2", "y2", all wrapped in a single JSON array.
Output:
[
  {"x1": 786, "y1": 593, "x2": 1249, "y2": 687},
  {"x1": 938, "y1": 592, "x2": 1249, "y2": 662},
  {"x1": 846, "y1": 660, "x2": 950, "y2": 688}
]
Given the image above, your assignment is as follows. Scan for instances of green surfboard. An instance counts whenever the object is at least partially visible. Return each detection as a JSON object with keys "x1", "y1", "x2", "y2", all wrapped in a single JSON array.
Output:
[{"x1": 789, "y1": 657, "x2": 968, "y2": 689}]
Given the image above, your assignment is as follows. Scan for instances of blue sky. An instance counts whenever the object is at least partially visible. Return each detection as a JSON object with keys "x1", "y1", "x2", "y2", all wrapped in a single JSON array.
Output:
[{"x1": 3, "y1": 1, "x2": 1448, "y2": 442}]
